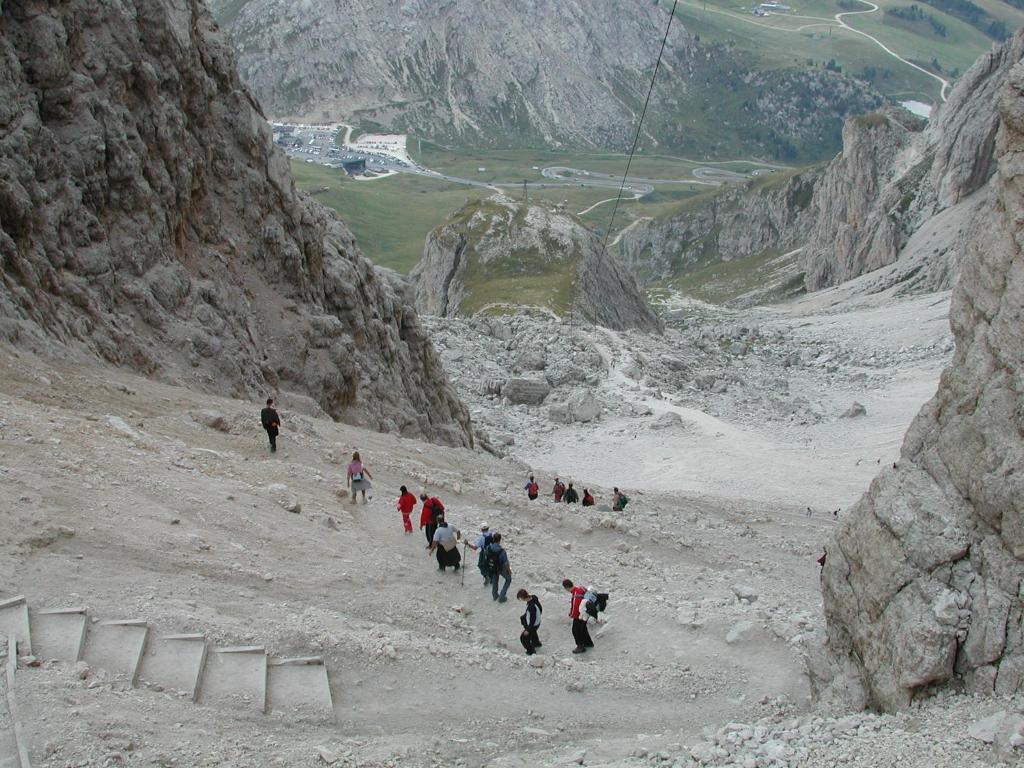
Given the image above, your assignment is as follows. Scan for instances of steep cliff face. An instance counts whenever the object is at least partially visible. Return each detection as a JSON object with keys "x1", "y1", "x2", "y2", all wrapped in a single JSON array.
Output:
[
  {"x1": 409, "y1": 195, "x2": 662, "y2": 333},
  {"x1": 616, "y1": 169, "x2": 819, "y2": 290},
  {"x1": 209, "y1": 0, "x2": 880, "y2": 161},
  {"x1": 820, "y1": 60, "x2": 1024, "y2": 711},
  {"x1": 801, "y1": 31, "x2": 1024, "y2": 292},
  {"x1": 0, "y1": 0, "x2": 472, "y2": 446}
]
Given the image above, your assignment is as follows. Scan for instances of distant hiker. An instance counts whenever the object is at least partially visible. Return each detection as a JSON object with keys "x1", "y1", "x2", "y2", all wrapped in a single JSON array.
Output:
[
  {"x1": 612, "y1": 487, "x2": 629, "y2": 511},
  {"x1": 817, "y1": 547, "x2": 827, "y2": 579},
  {"x1": 552, "y1": 477, "x2": 566, "y2": 502},
  {"x1": 430, "y1": 520, "x2": 462, "y2": 572},
  {"x1": 465, "y1": 523, "x2": 495, "y2": 586},
  {"x1": 486, "y1": 533, "x2": 512, "y2": 602},
  {"x1": 563, "y1": 579, "x2": 594, "y2": 654},
  {"x1": 517, "y1": 588, "x2": 543, "y2": 655},
  {"x1": 525, "y1": 475, "x2": 539, "y2": 501},
  {"x1": 581, "y1": 489, "x2": 595, "y2": 507},
  {"x1": 260, "y1": 398, "x2": 280, "y2": 453},
  {"x1": 419, "y1": 492, "x2": 445, "y2": 546},
  {"x1": 347, "y1": 451, "x2": 373, "y2": 503},
  {"x1": 397, "y1": 486, "x2": 417, "y2": 534},
  {"x1": 563, "y1": 482, "x2": 579, "y2": 504}
]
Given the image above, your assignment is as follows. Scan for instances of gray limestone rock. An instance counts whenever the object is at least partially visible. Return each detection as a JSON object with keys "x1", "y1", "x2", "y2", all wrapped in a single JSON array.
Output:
[
  {"x1": 410, "y1": 195, "x2": 662, "y2": 333},
  {"x1": 801, "y1": 32, "x2": 1024, "y2": 293},
  {"x1": 820, "y1": 49, "x2": 1024, "y2": 711},
  {"x1": 0, "y1": 0, "x2": 472, "y2": 448},
  {"x1": 841, "y1": 402, "x2": 867, "y2": 419},
  {"x1": 503, "y1": 378, "x2": 551, "y2": 406}
]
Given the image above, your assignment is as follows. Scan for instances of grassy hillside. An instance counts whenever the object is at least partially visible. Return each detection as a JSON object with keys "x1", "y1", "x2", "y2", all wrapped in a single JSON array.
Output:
[{"x1": 671, "y1": 0, "x2": 1024, "y2": 104}]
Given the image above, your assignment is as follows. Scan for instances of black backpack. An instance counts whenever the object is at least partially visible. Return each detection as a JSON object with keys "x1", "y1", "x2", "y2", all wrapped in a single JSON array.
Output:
[{"x1": 487, "y1": 543, "x2": 503, "y2": 574}]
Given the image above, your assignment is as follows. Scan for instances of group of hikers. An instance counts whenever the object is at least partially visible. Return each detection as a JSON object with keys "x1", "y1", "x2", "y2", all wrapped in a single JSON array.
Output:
[
  {"x1": 525, "y1": 474, "x2": 629, "y2": 511},
  {"x1": 260, "y1": 400, "x2": 611, "y2": 655},
  {"x1": 398, "y1": 482, "x2": 611, "y2": 654}
]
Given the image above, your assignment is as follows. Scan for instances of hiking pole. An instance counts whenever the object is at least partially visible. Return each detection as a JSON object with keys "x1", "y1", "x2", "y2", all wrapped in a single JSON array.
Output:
[{"x1": 460, "y1": 542, "x2": 467, "y2": 587}]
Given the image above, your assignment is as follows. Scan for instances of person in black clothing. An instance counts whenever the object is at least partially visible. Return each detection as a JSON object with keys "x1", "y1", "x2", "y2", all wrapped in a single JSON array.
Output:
[
  {"x1": 562, "y1": 482, "x2": 579, "y2": 504},
  {"x1": 260, "y1": 398, "x2": 280, "y2": 453},
  {"x1": 517, "y1": 588, "x2": 543, "y2": 655}
]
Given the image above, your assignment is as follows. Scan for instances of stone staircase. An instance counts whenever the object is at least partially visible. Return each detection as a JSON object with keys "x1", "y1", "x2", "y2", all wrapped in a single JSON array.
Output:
[{"x1": 0, "y1": 595, "x2": 334, "y2": 764}]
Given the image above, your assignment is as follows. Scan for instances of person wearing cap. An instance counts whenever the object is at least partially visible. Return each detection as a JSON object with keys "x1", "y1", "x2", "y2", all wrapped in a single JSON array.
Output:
[{"x1": 465, "y1": 523, "x2": 495, "y2": 586}]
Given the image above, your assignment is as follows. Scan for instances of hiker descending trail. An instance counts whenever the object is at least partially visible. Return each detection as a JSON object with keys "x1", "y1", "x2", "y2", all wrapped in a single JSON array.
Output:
[
  {"x1": 419, "y1": 492, "x2": 445, "y2": 546},
  {"x1": 525, "y1": 474, "x2": 539, "y2": 500},
  {"x1": 397, "y1": 486, "x2": 416, "y2": 533},
  {"x1": 553, "y1": 477, "x2": 565, "y2": 502},
  {"x1": 562, "y1": 579, "x2": 608, "y2": 654},
  {"x1": 486, "y1": 533, "x2": 512, "y2": 602},
  {"x1": 612, "y1": 487, "x2": 629, "y2": 511},
  {"x1": 260, "y1": 397, "x2": 280, "y2": 453},
  {"x1": 466, "y1": 523, "x2": 494, "y2": 585},
  {"x1": 430, "y1": 520, "x2": 462, "y2": 572},
  {"x1": 518, "y1": 589, "x2": 543, "y2": 655},
  {"x1": 582, "y1": 488, "x2": 595, "y2": 506},
  {"x1": 563, "y1": 482, "x2": 579, "y2": 504},
  {"x1": 347, "y1": 451, "x2": 373, "y2": 503}
]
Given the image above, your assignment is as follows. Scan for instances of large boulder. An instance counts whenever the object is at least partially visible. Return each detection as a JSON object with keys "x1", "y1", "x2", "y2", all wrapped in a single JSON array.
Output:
[
  {"x1": 504, "y1": 377, "x2": 551, "y2": 405},
  {"x1": 820, "y1": 45, "x2": 1024, "y2": 711}
]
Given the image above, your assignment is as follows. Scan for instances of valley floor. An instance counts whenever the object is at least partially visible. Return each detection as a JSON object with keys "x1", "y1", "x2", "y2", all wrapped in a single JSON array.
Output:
[{"x1": 0, "y1": 286, "x2": 1018, "y2": 766}]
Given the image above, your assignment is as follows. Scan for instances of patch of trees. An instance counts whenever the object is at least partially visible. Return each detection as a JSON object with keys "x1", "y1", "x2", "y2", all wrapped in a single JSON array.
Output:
[
  {"x1": 921, "y1": 0, "x2": 1011, "y2": 40},
  {"x1": 886, "y1": 5, "x2": 948, "y2": 36}
]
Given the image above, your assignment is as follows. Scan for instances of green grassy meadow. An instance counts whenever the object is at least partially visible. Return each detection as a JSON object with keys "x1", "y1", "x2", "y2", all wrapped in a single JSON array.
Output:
[{"x1": 671, "y1": 0, "x2": 1023, "y2": 103}]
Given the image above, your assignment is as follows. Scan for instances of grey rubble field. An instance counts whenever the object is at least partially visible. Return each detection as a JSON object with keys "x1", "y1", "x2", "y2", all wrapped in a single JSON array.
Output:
[{"x1": 0, "y1": 337, "x2": 1018, "y2": 768}]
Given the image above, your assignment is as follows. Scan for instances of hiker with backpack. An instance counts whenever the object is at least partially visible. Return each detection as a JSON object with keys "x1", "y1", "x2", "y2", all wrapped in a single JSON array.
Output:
[
  {"x1": 517, "y1": 589, "x2": 543, "y2": 655},
  {"x1": 612, "y1": 487, "x2": 629, "y2": 511},
  {"x1": 260, "y1": 398, "x2": 280, "y2": 453},
  {"x1": 429, "y1": 520, "x2": 462, "y2": 572},
  {"x1": 563, "y1": 579, "x2": 596, "y2": 654},
  {"x1": 465, "y1": 523, "x2": 495, "y2": 586},
  {"x1": 563, "y1": 482, "x2": 579, "y2": 504},
  {"x1": 552, "y1": 477, "x2": 566, "y2": 502},
  {"x1": 419, "y1": 492, "x2": 445, "y2": 546},
  {"x1": 397, "y1": 486, "x2": 417, "y2": 534},
  {"x1": 347, "y1": 451, "x2": 373, "y2": 503},
  {"x1": 486, "y1": 533, "x2": 512, "y2": 602},
  {"x1": 581, "y1": 488, "x2": 595, "y2": 506},
  {"x1": 524, "y1": 475, "x2": 539, "y2": 501}
]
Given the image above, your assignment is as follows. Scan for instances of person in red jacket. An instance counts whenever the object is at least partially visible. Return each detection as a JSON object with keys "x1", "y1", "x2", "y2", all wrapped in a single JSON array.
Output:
[
  {"x1": 552, "y1": 477, "x2": 566, "y2": 502},
  {"x1": 562, "y1": 578, "x2": 595, "y2": 654},
  {"x1": 397, "y1": 486, "x2": 416, "y2": 534},
  {"x1": 419, "y1": 491, "x2": 445, "y2": 546}
]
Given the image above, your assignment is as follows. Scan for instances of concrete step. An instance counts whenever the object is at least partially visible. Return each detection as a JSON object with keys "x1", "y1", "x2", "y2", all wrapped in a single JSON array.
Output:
[
  {"x1": 266, "y1": 657, "x2": 333, "y2": 718},
  {"x1": 29, "y1": 608, "x2": 87, "y2": 663},
  {"x1": 0, "y1": 600, "x2": 30, "y2": 657},
  {"x1": 199, "y1": 646, "x2": 266, "y2": 713},
  {"x1": 81, "y1": 620, "x2": 148, "y2": 686},
  {"x1": 137, "y1": 634, "x2": 207, "y2": 702}
]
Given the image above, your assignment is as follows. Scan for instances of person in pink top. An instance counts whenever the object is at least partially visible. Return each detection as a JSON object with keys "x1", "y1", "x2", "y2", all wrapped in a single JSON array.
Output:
[{"x1": 347, "y1": 450, "x2": 373, "y2": 503}]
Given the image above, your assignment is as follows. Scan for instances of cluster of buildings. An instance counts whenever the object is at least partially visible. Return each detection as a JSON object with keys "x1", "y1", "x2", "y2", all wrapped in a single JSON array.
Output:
[{"x1": 752, "y1": 2, "x2": 791, "y2": 15}]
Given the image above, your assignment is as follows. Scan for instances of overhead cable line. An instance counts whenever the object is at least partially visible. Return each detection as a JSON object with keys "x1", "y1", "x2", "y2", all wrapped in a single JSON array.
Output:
[{"x1": 600, "y1": 0, "x2": 680, "y2": 254}]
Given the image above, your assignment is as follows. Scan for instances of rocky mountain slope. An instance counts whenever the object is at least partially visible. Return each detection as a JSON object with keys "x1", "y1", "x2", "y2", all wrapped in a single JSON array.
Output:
[
  {"x1": 620, "y1": 32, "x2": 1024, "y2": 304},
  {"x1": 209, "y1": 0, "x2": 880, "y2": 161},
  {"x1": 0, "y1": 0, "x2": 471, "y2": 446},
  {"x1": 819, "y1": 52, "x2": 1024, "y2": 711},
  {"x1": 799, "y1": 30, "x2": 1024, "y2": 292},
  {"x1": 615, "y1": 168, "x2": 819, "y2": 303},
  {"x1": 409, "y1": 195, "x2": 662, "y2": 332}
]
